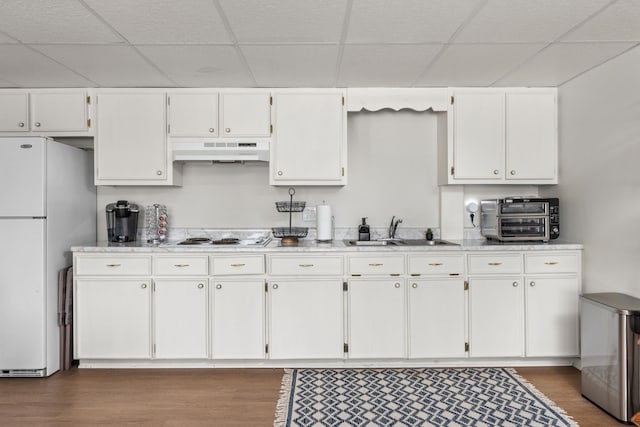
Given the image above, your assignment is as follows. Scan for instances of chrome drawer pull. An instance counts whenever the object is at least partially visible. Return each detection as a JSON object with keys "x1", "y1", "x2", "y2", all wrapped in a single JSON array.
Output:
[
  {"x1": 394, "y1": 283, "x2": 401, "y2": 288},
  {"x1": 298, "y1": 264, "x2": 314, "y2": 267},
  {"x1": 488, "y1": 262, "x2": 502, "y2": 266},
  {"x1": 216, "y1": 284, "x2": 222, "y2": 290},
  {"x1": 106, "y1": 263, "x2": 121, "y2": 267},
  {"x1": 429, "y1": 262, "x2": 443, "y2": 266},
  {"x1": 544, "y1": 261, "x2": 559, "y2": 265},
  {"x1": 512, "y1": 282, "x2": 518, "y2": 287},
  {"x1": 174, "y1": 264, "x2": 190, "y2": 267},
  {"x1": 197, "y1": 283, "x2": 204, "y2": 289},
  {"x1": 368, "y1": 263, "x2": 383, "y2": 266},
  {"x1": 141, "y1": 283, "x2": 147, "y2": 289},
  {"x1": 230, "y1": 263, "x2": 246, "y2": 267}
]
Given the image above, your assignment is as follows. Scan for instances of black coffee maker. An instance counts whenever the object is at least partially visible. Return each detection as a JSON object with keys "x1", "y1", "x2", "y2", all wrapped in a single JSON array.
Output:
[{"x1": 106, "y1": 200, "x2": 139, "y2": 242}]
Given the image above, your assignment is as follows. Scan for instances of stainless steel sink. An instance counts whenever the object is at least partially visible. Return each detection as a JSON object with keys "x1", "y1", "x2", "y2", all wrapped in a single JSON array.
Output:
[
  {"x1": 345, "y1": 240, "x2": 390, "y2": 246},
  {"x1": 345, "y1": 239, "x2": 459, "y2": 246}
]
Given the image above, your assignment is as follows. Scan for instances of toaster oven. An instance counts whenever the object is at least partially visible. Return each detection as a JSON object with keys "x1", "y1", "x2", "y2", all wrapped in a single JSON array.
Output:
[{"x1": 480, "y1": 198, "x2": 559, "y2": 242}]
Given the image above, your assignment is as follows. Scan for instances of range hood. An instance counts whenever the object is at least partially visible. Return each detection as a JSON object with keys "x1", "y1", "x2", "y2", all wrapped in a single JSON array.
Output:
[{"x1": 172, "y1": 140, "x2": 269, "y2": 162}]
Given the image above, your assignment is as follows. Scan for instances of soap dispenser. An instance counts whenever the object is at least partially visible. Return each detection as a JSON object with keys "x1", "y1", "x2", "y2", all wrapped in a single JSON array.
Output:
[{"x1": 358, "y1": 217, "x2": 370, "y2": 241}]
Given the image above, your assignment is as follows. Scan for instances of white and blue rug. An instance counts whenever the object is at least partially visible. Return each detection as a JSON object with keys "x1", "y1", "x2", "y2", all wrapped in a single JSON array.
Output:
[{"x1": 274, "y1": 368, "x2": 578, "y2": 427}]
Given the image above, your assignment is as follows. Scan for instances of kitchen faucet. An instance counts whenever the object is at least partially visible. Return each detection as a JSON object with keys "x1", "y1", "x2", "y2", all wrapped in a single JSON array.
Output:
[{"x1": 389, "y1": 216, "x2": 403, "y2": 239}]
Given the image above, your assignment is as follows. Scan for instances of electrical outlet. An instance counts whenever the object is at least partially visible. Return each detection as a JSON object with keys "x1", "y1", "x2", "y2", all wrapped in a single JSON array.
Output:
[{"x1": 302, "y1": 207, "x2": 317, "y2": 222}]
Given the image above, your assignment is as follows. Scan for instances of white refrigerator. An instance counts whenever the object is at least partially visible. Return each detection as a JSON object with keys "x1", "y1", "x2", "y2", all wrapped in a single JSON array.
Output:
[{"x1": 0, "y1": 137, "x2": 95, "y2": 377}]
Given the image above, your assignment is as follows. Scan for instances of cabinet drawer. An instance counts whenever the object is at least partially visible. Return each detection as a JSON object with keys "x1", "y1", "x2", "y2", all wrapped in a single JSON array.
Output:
[
  {"x1": 75, "y1": 255, "x2": 152, "y2": 276},
  {"x1": 269, "y1": 256, "x2": 343, "y2": 276},
  {"x1": 468, "y1": 253, "x2": 522, "y2": 274},
  {"x1": 408, "y1": 254, "x2": 465, "y2": 276},
  {"x1": 349, "y1": 255, "x2": 405, "y2": 276},
  {"x1": 525, "y1": 253, "x2": 579, "y2": 274},
  {"x1": 155, "y1": 256, "x2": 209, "y2": 276},
  {"x1": 212, "y1": 255, "x2": 265, "y2": 275}
]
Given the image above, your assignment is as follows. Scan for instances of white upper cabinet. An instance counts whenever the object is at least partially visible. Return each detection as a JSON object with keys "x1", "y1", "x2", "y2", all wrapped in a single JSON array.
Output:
[
  {"x1": 167, "y1": 90, "x2": 271, "y2": 138},
  {"x1": 0, "y1": 89, "x2": 90, "y2": 134},
  {"x1": 95, "y1": 90, "x2": 180, "y2": 186},
  {"x1": 168, "y1": 92, "x2": 219, "y2": 137},
  {"x1": 443, "y1": 88, "x2": 557, "y2": 184},
  {"x1": 271, "y1": 89, "x2": 347, "y2": 186}
]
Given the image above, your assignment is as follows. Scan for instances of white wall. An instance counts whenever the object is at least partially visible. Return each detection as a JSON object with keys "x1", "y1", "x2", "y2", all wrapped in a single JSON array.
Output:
[{"x1": 550, "y1": 46, "x2": 640, "y2": 295}]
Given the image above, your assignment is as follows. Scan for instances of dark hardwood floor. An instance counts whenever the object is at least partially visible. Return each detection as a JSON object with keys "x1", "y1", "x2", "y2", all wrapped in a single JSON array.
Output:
[{"x1": 0, "y1": 366, "x2": 625, "y2": 426}]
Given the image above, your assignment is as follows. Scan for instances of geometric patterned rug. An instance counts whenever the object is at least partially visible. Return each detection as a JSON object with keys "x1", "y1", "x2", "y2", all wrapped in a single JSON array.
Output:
[{"x1": 274, "y1": 368, "x2": 579, "y2": 427}]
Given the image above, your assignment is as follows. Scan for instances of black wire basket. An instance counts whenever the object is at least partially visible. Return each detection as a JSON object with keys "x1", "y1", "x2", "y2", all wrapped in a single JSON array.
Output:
[
  {"x1": 271, "y1": 227, "x2": 309, "y2": 238},
  {"x1": 275, "y1": 201, "x2": 306, "y2": 212}
]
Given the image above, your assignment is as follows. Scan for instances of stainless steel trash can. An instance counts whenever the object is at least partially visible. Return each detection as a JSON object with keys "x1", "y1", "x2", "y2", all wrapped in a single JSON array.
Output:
[{"x1": 581, "y1": 292, "x2": 640, "y2": 422}]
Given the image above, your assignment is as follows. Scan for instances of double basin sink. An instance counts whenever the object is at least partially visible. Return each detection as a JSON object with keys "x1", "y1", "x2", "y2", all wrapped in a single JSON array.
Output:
[{"x1": 345, "y1": 239, "x2": 459, "y2": 247}]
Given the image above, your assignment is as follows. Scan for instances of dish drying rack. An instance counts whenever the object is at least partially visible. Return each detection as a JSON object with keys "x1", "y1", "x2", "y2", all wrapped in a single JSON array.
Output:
[{"x1": 272, "y1": 187, "x2": 308, "y2": 246}]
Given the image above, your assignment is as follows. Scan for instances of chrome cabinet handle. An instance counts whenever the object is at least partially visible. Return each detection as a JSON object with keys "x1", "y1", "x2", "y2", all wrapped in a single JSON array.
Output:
[
  {"x1": 156, "y1": 170, "x2": 163, "y2": 175},
  {"x1": 488, "y1": 262, "x2": 502, "y2": 266},
  {"x1": 394, "y1": 283, "x2": 401, "y2": 288},
  {"x1": 225, "y1": 128, "x2": 231, "y2": 133},
  {"x1": 197, "y1": 283, "x2": 204, "y2": 289},
  {"x1": 34, "y1": 122, "x2": 41, "y2": 127},
  {"x1": 429, "y1": 262, "x2": 443, "y2": 266},
  {"x1": 529, "y1": 281, "x2": 536, "y2": 287},
  {"x1": 510, "y1": 170, "x2": 516, "y2": 175},
  {"x1": 512, "y1": 282, "x2": 518, "y2": 287},
  {"x1": 106, "y1": 263, "x2": 121, "y2": 267},
  {"x1": 412, "y1": 283, "x2": 417, "y2": 289},
  {"x1": 493, "y1": 169, "x2": 499, "y2": 175},
  {"x1": 18, "y1": 122, "x2": 25, "y2": 127},
  {"x1": 141, "y1": 283, "x2": 147, "y2": 289},
  {"x1": 174, "y1": 264, "x2": 190, "y2": 267},
  {"x1": 230, "y1": 263, "x2": 246, "y2": 267},
  {"x1": 298, "y1": 264, "x2": 314, "y2": 267},
  {"x1": 277, "y1": 171, "x2": 283, "y2": 176},
  {"x1": 544, "y1": 261, "x2": 559, "y2": 265},
  {"x1": 273, "y1": 284, "x2": 278, "y2": 289},
  {"x1": 216, "y1": 284, "x2": 222, "y2": 290},
  {"x1": 368, "y1": 263, "x2": 383, "y2": 267},
  {"x1": 209, "y1": 128, "x2": 215, "y2": 133}
]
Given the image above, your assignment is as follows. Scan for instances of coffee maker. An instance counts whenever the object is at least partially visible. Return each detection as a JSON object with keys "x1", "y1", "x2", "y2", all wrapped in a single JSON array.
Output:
[{"x1": 106, "y1": 200, "x2": 139, "y2": 242}]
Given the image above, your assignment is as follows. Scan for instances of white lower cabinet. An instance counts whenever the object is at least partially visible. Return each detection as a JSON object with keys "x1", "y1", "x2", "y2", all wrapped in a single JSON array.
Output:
[
  {"x1": 468, "y1": 277, "x2": 524, "y2": 357},
  {"x1": 348, "y1": 279, "x2": 405, "y2": 359},
  {"x1": 75, "y1": 279, "x2": 152, "y2": 359},
  {"x1": 211, "y1": 279, "x2": 265, "y2": 359},
  {"x1": 408, "y1": 278, "x2": 466, "y2": 358},
  {"x1": 153, "y1": 279, "x2": 208, "y2": 359},
  {"x1": 268, "y1": 279, "x2": 344, "y2": 359}
]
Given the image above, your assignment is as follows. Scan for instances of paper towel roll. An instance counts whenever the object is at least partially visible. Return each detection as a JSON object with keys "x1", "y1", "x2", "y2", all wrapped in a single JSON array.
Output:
[{"x1": 316, "y1": 204, "x2": 333, "y2": 241}]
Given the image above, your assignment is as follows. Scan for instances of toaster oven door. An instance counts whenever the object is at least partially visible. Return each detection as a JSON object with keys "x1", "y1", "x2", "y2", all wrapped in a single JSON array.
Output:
[
  {"x1": 499, "y1": 201, "x2": 549, "y2": 215},
  {"x1": 498, "y1": 216, "x2": 550, "y2": 240}
]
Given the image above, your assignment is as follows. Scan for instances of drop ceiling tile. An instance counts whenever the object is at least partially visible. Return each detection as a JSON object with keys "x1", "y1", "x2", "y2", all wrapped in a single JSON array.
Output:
[
  {"x1": 138, "y1": 45, "x2": 254, "y2": 87},
  {"x1": 0, "y1": 0, "x2": 122, "y2": 43},
  {"x1": 455, "y1": 0, "x2": 611, "y2": 43},
  {"x1": 32, "y1": 45, "x2": 174, "y2": 87},
  {"x1": 241, "y1": 45, "x2": 339, "y2": 87},
  {"x1": 0, "y1": 45, "x2": 93, "y2": 87},
  {"x1": 497, "y1": 42, "x2": 635, "y2": 86},
  {"x1": 563, "y1": 0, "x2": 640, "y2": 42},
  {"x1": 416, "y1": 43, "x2": 546, "y2": 87},
  {"x1": 338, "y1": 44, "x2": 443, "y2": 87},
  {"x1": 347, "y1": 0, "x2": 484, "y2": 43},
  {"x1": 219, "y1": 0, "x2": 347, "y2": 43},
  {"x1": 84, "y1": 0, "x2": 230, "y2": 43}
]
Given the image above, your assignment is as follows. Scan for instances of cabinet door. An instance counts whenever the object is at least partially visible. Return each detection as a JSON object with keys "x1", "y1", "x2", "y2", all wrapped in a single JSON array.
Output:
[
  {"x1": 525, "y1": 276, "x2": 579, "y2": 357},
  {"x1": 506, "y1": 92, "x2": 557, "y2": 181},
  {"x1": 0, "y1": 92, "x2": 29, "y2": 131},
  {"x1": 221, "y1": 92, "x2": 271, "y2": 137},
  {"x1": 154, "y1": 279, "x2": 208, "y2": 359},
  {"x1": 408, "y1": 279, "x2": 466, "y2": 358},
  {"x1": 75, "y1": 279, "x2": 151, "y2": 359},
  {"x1": 30, "y1": 91, "x2": 88, "y2": 132},
  {"x1": 95, "y1": 92, "x2": 167, "y2": 182},
  {"x1": 468, "y1": 277, "x2": 523, "y2": 357},
  {"x1": 271, "y1": 91, "x2": 345, "y2": 185},
  {"x1": 349, "y1": 279, "x2": 405, "y2": 358},
  {"x1": 168, "y1": 92, "x2": 218, "y2": 137},
  {"x1": 212, "y1": 280, "x2": 265, "y2": 359},
  {"x1": 452, "y1": 91, "x2": 505, "y2": 180},
  {"x1": 269, "y1": 280, "x2": 343, "y2": 359}
]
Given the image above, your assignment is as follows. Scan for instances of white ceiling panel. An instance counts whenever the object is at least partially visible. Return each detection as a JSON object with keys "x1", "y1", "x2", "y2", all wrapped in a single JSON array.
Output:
[
  {"x1": 83, "y1": 0, "x2": 231, "y2": 43},
  {"x1": 347, "y1": 0, "x2": 484, "y2": 43},
  {"x1": 138, "y1": 45, "x2": 255, "y2": 87},
  {"x1": 563, "y1": 0, "x2": 640, "y2": 42},
  {"x1": 242, "y1": 45, "x2": 339, "y2": 87},
  {"x1": 455, "y1": 0, "x2": 612, "y2": 43},
  {"x1": 32, "y1": 45, "x2": 174, "y2": 87},
  {"x1": 0, "y1": 0, "x2": 122, "y2": 43},
  {"x1": 498, "y1": 42, "x2": 635, "y2": 86},
  {"x1": 219, "y1": 0, "x2": 348, "y2": 43},
  {"x1": 338, "y1": 44, "x2": 442, "y2": 87},
  {"x1": 0, "y1": 45, "x2": 93, "y2": 87},
  {"x1": 416, "y1": 43, "x2": 546, "y2": 87}
]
